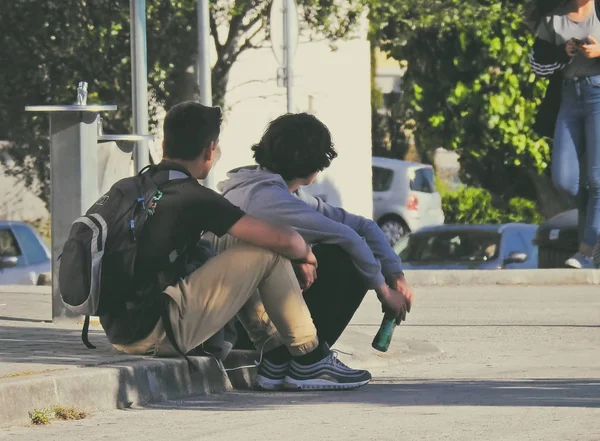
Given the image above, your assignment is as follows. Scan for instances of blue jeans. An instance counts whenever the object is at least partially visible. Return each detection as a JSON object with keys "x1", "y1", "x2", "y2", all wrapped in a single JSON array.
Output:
[{"x1": 553, "y1": 75, "x2": 600, "y2": 248}]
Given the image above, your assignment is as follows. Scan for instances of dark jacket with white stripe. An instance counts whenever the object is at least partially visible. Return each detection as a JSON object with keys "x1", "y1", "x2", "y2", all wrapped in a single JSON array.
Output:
[
  {"x1": 529, "y1": 37, "x2": 570, "y2": 138},
  {"x1": 530, "y1": 38, "x2": 571, "y2": 78}
]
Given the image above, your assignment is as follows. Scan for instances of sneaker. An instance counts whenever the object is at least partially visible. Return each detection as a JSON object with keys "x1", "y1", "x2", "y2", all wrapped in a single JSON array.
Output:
[
  {"x1": 593, "y1": 243, "x2": 600, "y2": 269},
  {"x1": 254, "y1": 359, "x2": 290, "y2": 391},
  {"x1": 283, "y1": 351, "x2": 372, "y2": 391},
  {"x1": 565, "y1": 252, "x2": 593, "y2": 269}
]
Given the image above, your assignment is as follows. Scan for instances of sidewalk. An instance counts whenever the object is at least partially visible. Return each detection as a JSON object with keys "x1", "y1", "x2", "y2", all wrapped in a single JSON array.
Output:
[
  {"x1": 1, "y1": 269, "x2": 599, "y2": 428},
  {"x1": 0, "y1": 286, "x2": 256, "y2": 428}
]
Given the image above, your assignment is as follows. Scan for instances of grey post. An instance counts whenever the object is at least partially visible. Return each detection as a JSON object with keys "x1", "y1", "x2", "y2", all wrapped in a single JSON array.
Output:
[
  {"x1": 25, "y1": 102, "x2": 153, "y2": 323},
  {"x1": 130, "y1": 0, "x2": 150, "y2": 172},
  {"x1": 284, "y1": 0, "x2": 294, "y2": 113},
  {"x1": 24, "y1": 105, "x2": 115, "y2": 322},
  {"x1": 197, "y1": 0, "x2": 214, "y2": 189}
]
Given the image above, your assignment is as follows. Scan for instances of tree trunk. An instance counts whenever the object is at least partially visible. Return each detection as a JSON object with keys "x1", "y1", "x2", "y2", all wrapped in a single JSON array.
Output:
[{"x1": 211, "y1": 60, "x2": 230, "y2": 109}]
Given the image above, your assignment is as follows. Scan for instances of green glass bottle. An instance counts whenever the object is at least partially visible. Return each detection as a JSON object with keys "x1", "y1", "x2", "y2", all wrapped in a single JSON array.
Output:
[{"x1": 372, "y1": 314, "x2": 397, "y2": 352}]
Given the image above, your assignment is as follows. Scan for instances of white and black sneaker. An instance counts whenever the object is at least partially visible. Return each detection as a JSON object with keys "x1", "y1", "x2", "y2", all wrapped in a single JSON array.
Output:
[
  {"x1": 565, "y1": 252, "x2": 593, "y2": 269},
  {"x1": 283, "y1": 351, "x2": 372, "y2": 391},
  {"x1": 254, "y1": 359, "x2": 290, "y2": 391}
]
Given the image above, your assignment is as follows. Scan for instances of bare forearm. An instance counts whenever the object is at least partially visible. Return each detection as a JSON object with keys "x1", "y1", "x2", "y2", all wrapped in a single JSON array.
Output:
[{"x1": 228, "y1": 215, "x2": 310, "y2": 261}]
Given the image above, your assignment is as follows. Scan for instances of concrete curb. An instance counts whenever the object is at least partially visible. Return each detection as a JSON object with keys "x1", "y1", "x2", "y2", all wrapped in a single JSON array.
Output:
[
  {"x1": 403, "y1": 269, "x2": 600, "y2": 286},
  {"x1": 2, "y1": 270, "x2": 599, "y2": 298},
  {"x1": 0, "y1": 352, "x2": 257, "y2": 428}
]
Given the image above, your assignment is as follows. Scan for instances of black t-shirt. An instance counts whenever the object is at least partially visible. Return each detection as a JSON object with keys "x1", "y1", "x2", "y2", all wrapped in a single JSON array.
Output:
[{"x1": 100, "y1": 162, "x2": 246, "y2": 345}]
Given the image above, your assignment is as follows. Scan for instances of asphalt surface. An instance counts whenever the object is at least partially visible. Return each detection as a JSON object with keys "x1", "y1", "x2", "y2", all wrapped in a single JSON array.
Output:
[{"x1": 1, "y1": 285, "x2": 599, "y2": 441}]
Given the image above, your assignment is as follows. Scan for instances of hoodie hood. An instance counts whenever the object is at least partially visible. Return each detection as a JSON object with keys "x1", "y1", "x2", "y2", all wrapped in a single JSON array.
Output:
[
  {"x1": 217, "y1": 164, "x2": 395, "y2": 289},
  {"x1": 218, "y1": 167, "x2": 289, "y2": 209}
]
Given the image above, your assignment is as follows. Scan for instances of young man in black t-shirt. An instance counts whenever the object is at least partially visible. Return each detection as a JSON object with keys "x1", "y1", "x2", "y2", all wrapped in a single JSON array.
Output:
[{"x1": 102, "y1": 101, "x2": 371, "y2": 391}]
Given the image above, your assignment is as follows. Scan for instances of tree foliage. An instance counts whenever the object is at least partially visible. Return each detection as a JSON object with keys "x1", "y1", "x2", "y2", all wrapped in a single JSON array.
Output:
[
  {"x1": 0, "y1": 0, "x2": 362, "y2": 207},
  {"x1": 369, "y1": 0, "x2": 551, "y2": 205}
]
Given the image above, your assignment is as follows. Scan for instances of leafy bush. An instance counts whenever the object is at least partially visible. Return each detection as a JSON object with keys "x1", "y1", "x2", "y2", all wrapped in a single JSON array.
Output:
[{"x1": 438, "y1": 178, "x2": 543, "y2": 225}]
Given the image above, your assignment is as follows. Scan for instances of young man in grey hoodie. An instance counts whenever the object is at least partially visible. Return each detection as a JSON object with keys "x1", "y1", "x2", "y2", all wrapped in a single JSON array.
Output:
[{"x1": 214, "y1": 113, "x2": 413, "y2": 390}]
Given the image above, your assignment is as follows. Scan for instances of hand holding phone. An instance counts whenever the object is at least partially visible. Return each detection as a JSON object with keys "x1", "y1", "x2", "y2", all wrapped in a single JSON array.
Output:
[{"x1": 573, "y1": 37, "x2": 592, "y2": 47}]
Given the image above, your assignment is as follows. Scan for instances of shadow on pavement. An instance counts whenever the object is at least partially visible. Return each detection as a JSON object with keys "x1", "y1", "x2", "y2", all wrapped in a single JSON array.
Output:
[
  {"x1": 0, "y1": 324, "x2": 129, "y2": 371},
  {"x1": 147, "y1": 379, "x2": 600, "y2": 410}
]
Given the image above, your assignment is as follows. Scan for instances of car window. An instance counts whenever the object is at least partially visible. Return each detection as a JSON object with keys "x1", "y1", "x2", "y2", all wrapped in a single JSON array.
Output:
[
  {"x1": 0, "y1": 227, "x2": 25, "y2": 265},
  {"x1": 12, "y1": 224, "x2": 49, "y2": 265},
  {"x1": 372, "y1": 166, "x2": 394, "y2": 192},
  {"x1": 502, "y1": 231, "x2": 528, "y2": 258},
  {"x1": 410, "y1": 167, "x2": 436, "y2": 194},
  {"x1": 400, "y1": 230, "x2": 501, "y2": 263}
]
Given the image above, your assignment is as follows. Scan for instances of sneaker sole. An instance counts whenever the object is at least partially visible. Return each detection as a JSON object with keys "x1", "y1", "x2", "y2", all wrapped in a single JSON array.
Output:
[
  {"x1": 565, "y1": 260, "x2": 582, "y2": 269},
  {"x1": 283, "y1": 377, "x2": 371, "y2": 391},
  {"x1": 254, "y1": 375, "x2": 285, "y2": 391}
]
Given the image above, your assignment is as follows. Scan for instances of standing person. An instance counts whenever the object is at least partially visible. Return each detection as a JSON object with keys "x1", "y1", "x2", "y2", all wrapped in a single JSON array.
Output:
[
  {"x1": 529, "y1": 0, "x2": 600, "y2": 268},
  {"x1": 211, "y1": 113, "x2": 413, "y2": 389}
]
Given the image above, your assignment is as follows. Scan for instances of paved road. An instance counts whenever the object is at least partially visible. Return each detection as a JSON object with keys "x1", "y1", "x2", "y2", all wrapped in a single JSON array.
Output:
[
  {"x1": 0, "y1": 290, "x2": 142, "y2": 378},
  {"x1": 1, "y1": 285, "x2": 599, "y2": 441}
]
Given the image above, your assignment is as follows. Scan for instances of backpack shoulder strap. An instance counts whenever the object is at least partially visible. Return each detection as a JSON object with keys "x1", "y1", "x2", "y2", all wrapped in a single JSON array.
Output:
[{"x1": 145, "y1": 166, "x2": 193, "y2": 188}]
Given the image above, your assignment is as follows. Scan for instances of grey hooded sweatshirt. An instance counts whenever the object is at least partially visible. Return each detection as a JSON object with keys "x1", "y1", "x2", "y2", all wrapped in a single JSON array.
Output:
[{"x1": 218, "y1": 167, "x2": 403, "y2": 290}]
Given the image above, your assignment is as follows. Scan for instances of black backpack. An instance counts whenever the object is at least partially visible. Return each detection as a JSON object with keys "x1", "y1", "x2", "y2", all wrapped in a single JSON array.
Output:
[{"x1": 58, "y1": 165, "x2": 193, "y2": 350}]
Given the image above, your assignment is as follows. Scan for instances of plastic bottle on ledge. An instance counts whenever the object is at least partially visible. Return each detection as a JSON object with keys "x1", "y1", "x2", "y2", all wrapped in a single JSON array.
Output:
[
  {"x1": 76, "y1": 81, "x2": 88, "y2": 106},
  {"x1": 371, "y1": 313, "x2": 397, "y2": 352}
]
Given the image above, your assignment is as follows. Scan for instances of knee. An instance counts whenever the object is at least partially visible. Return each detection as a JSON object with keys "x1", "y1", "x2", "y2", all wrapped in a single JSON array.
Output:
[
  {"x1": 313, "y1": 245, "x2": 355, "y2": 269},
  {"x1": 552, "y1": 171, "x2": 579, "y2": 197}
]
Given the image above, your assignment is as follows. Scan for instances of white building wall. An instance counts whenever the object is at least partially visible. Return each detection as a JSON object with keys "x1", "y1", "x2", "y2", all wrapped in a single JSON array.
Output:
[{"x1": 212, "y1": 22, "x2": 374, "y2": 218}]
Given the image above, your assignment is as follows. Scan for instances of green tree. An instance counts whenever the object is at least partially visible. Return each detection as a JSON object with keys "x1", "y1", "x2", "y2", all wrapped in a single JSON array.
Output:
[
  {"x1": 369, "y1": 0, "x2": 570, "y2": 217},
  {"x1": 0, "y1": 0, "x2": 362, "y2": 208}
]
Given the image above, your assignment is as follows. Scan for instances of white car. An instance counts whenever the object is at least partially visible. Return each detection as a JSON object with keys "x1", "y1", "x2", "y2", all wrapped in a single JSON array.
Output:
[
  {"x1": 0, "y1": 221, "x2": 51, "y2": 285},
  {"x1": 372, "y1": 157, "x2": 445, "y2": 246}
]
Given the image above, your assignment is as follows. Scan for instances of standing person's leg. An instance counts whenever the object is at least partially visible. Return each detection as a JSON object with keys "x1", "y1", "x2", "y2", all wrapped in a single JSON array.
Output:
[
  {"x1": 302, "y1": 244, "x2": 368, "y2": 347},
  {"x1": 552, "y1": 80, "x2": 588, "y2": 268},
  {"x1": 582, "y1": 77, "x2": 600, "y2": 261}
]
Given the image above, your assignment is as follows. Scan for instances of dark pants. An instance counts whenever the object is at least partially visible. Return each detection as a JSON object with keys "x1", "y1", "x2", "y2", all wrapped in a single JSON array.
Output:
[{"x1": 234, "y1": 244, "x2": 369, "y2": 350}]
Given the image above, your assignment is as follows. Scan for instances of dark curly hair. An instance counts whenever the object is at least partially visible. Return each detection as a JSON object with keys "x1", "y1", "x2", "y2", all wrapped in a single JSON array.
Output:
[{"x1": 252, "y1": 113, "x2": 338, "y2": 181}]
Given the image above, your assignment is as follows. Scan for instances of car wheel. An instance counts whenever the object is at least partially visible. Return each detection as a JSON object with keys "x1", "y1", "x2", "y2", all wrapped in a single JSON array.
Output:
[{"x1": 378, "y1": 218, "x2": 407, "y2": 246}]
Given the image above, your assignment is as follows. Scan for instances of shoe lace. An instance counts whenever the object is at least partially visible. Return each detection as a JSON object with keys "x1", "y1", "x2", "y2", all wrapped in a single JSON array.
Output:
[{"x1": 329, "y1": 350, "x2": 351, "y2": 369}]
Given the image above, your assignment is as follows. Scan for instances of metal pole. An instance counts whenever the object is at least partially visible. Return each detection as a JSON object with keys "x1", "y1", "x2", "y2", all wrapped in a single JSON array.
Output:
[
  {"x1": 130, "y1": 0, "x2": 150, "y2": 171},
  {"x1": 284, "y1": 0, "x2": 294, "y2": 113},
  {"x1": 198, "y1": 0, "x2": 214, "y2": 189}
]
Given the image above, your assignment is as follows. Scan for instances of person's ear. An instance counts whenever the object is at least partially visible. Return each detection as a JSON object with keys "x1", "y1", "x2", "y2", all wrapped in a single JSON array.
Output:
[
  {"x1": 207, "y1": 140, "x2": 218, "y2": 161},
  {"x1": 202, "y1": 142, "x2": 213, "y2": 161}
]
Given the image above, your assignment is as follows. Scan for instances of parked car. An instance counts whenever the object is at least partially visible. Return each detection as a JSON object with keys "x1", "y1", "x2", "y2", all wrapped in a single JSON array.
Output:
[
  {"x1": 394, "y1": 223, "x2": 539, "y2": 270},
  {"x1": 0, "y1": 221, "x2": 51, "y2": 285},
  {"x1": 533, "y1": 209, "x2": 586, "y2": 268},
  {"x1": 372, "y1": 157, "x2": 445, "y2": 246}
]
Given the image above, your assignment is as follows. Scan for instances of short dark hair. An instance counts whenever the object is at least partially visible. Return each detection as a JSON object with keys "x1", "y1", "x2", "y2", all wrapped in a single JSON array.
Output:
[
  {"x1": 163, "y1": 101, "x2": 222, "y2": 160},
  {"x1": 252, "y1": 113, "x2": 338, "y2": 180}
]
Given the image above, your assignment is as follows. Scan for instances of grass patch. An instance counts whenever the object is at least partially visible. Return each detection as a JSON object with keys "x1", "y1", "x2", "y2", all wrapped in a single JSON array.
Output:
[
  {"x1": 29, "y1": 405, "x2": 87, "y2": 425},
  {"x1": 0, "y1": 368, "x2": 64, "y2": 379}
]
